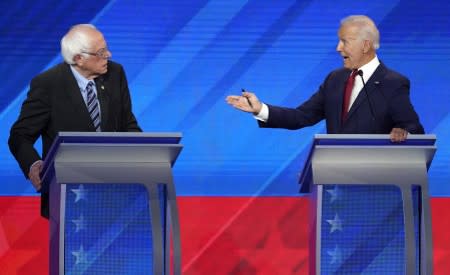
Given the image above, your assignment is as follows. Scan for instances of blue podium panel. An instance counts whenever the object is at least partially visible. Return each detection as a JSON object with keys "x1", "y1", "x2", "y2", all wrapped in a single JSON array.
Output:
[
  {"x1": 44, "y1": 132, "x2": 183, "y2": 275},
  {"x1": 320, "y1": 184, "x2": 409, "y2": 274},
  {"x1": 301, "y1": 134, "x2": 436, "y2": 275},
  {"x1": 62, "y1": 183, "x2": 167, "y2": 275}
]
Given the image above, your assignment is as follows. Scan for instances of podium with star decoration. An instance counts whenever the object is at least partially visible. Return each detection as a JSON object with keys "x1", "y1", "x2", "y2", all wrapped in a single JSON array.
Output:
[
  {"x1": 41, "y1": 132, "x2": 183, "y2": 275},
  {"x1": 299, "y1": 134, "x2": 436, "y2": 275}
]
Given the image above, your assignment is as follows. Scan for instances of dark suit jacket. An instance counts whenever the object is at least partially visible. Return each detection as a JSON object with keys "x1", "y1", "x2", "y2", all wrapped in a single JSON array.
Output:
[
  {"x1": 8, "y1": 61, "x2": 142, "y2": 217},
  {"x1": 259, "y1": 63, "x2": 424, "y2": 134}
]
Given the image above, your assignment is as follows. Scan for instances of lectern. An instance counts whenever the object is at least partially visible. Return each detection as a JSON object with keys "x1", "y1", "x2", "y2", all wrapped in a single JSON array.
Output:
[
  {"x1": 41, "y1": 132, "x2": 183, "y2": 275},
  {"x1": 299, "y1": 134, "x2": 436, "y2": 275}
]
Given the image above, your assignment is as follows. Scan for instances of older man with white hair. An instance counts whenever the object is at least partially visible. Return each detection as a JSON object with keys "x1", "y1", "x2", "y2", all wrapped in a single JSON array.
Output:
[
  {"x1": 226, "y1": 15, "x2": 424, "y2": 141},
  {"x1": 9, "y1": 24, "x2": 142, "y2": 218}
]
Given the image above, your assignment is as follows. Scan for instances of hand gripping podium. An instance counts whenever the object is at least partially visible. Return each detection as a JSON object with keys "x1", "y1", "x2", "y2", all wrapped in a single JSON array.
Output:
[
  {"x1": 41, "y1": 132, "x2": 183, "y2": 275},
  {"x1": 299, "y1": 134, "x2": 436, "y2": 275}
]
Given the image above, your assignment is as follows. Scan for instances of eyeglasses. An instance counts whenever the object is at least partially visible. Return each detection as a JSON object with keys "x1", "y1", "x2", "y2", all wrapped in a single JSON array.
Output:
[{"x1": 81, "y1": 48, "x2": 111, "y2": 59}]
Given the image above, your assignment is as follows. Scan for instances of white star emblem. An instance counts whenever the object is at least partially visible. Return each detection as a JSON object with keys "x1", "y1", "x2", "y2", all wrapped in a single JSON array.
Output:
[
  {"x1": 327, "y1": 245, "x2": 342, "y2": 264},
  {"x1": 71, "y1": 185, "x2": 87, "y2": 202},
  {"x1": 72, "y1": 245, "x2": 88, "y2": 265},
  {"x1": 326, "y1": 213, "x2": 343, "y2": 233},
  {"x1": 326, "y1": 185, "x2": 339, "y2": 203},
  {"x1": 72, "y1": 214, "x2": 86, "y2": 232}
]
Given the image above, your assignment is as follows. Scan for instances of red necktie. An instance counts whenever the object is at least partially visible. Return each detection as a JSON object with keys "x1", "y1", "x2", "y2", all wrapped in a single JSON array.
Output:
[{"x1": 341, "y1": 70, "x2": 358, "y2": 122}]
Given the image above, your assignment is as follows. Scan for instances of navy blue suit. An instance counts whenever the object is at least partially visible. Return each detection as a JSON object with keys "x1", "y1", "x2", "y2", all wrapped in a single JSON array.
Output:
[{"x1": 259, "y1": 63, "x2": 424, "y2": 134}]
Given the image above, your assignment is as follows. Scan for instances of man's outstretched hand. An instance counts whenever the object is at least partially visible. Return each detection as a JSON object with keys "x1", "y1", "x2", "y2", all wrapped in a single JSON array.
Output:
[{"x1": 226, "y1": 91, "x2": 262, "y2": 115}]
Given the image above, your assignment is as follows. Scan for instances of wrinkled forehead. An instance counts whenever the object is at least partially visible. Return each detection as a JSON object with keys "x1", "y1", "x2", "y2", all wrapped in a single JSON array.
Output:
[
  {"x1": 338, "y1": 24, "x2": 360, "y2": 39},
  {"x1": 86, "y1": 31, "x2": 107, "y2": 51}
]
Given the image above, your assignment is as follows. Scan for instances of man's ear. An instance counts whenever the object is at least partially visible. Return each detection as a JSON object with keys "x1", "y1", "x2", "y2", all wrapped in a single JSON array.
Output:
[
  {"x1": 73, "y1": 54, "x2": 83, "y2": 66},
  {"x1": 363, "y1": 40, "x2": 372, "y2": 54}
]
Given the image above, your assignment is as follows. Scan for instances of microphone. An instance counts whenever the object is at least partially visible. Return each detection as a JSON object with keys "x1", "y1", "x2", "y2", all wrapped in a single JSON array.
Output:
[{"x1": 357, "y1": 70, "x2": 376, "y2": 121}]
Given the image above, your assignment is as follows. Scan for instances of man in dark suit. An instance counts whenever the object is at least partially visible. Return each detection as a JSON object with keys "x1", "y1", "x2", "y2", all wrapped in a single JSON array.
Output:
[
  {"x1": 226, "y1": 15, "x2": 424, "y2": 140},
  {"x1": 8, "y1": 24, "x2": 141, "y2": 218}
]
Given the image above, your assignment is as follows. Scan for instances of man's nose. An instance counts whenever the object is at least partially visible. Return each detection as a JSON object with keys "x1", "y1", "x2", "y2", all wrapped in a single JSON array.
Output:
[{"x1": 336, "y1": 41, "x2": 342, "y2": 52}]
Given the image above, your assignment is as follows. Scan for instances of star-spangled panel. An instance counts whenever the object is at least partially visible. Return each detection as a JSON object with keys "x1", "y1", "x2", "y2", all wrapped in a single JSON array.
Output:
[
  {"x1": 326, "y1": 185, "x2": 339, "y2": 203},
  {"x1": 71, "y1": 185, "x2": 87, "y2": 203},
  {"x1": 64, "y1": 183, "x2": 162, "y2": 274},
  {"x1": 320, "y1": 185, "x2": 409, "y2": 274},
  {"x1": 326, "y1": 213, "x2": 343, "y2": 234},
  {"x1": 327, "y1": 245, "x2": 342, "y2": 265},
  {"x1": 72, "y1": 245, "x2": 88, "y2": 265},
  {"x1": 72, "y1": 214, "x2": 86, "y2": 233}
]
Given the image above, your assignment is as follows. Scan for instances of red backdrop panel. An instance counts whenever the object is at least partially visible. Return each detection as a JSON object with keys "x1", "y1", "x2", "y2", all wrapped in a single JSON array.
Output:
[{"x1": 0, "y1": 196, "x2": 449, "y2": 275}]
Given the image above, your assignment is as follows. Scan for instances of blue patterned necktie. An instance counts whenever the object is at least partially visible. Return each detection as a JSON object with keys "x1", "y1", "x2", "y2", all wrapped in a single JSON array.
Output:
[{"x1": 86, "y1": 81, "x2": 101, "y2": 131}]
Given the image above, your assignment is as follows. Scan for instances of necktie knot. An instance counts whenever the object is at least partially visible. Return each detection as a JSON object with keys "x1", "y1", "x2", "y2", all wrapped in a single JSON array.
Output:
[{"x1": 86, "y1": 81, "x2": 94, "y2": 91}]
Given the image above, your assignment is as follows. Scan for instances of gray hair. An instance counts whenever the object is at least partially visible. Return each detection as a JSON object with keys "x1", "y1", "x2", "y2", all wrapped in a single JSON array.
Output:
[
  {"x1": 340, "y1": 15, "x2": 380, "y2": 50},
  {"x1": 60, "y1": 24, "x2": 98, "y2": 64}
]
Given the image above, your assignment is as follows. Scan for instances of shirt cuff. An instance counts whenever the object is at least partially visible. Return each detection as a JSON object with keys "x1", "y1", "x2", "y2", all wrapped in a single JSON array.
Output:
[{"x1": 253, "y1": 103, "x2": 269, "y2": 122}]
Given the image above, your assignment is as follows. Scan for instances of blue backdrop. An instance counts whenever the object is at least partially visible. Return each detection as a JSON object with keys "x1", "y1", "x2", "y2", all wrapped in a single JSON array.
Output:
[{"x1": 1, "y1": 0, "x2": 449, "y2": 197}]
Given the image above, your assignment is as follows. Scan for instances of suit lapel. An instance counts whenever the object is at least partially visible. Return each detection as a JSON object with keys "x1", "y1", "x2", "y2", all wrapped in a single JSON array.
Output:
[
  {"x1": 345, "y1": 63, "x2": 386, "y2": 121},
  {"x1": 62, "y1": 64, "x2": 95, "y2": 129},
  {"x1": 95, "y1": 76, "x2": 109, "y2": 131}
]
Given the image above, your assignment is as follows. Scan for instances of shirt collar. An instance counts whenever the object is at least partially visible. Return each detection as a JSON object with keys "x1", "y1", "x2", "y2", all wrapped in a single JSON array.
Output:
[
  {"x1": 357, "y1": 55, "x2": 380, "y2": 81},
  {"x1": 70, "y1": 65, "x2": 92, "y2": 91}
]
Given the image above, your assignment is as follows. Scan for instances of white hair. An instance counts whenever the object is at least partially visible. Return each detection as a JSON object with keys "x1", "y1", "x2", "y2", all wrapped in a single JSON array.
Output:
[
  {"x1": 340, "y1": 15, "x2": 380, "y2": 50},
  {"x1": 60, "y1": 24, "x2": 98, "y2": 64}
]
